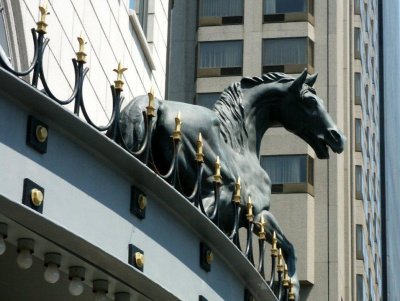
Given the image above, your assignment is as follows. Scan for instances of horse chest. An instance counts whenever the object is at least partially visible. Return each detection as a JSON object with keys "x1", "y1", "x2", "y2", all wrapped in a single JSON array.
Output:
[{"x1": 233, "y1": 156, "x2": 271, "y2": 209}]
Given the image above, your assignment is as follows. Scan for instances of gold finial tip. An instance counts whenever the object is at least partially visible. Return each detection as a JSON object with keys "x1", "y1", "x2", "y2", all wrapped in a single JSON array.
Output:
[
  {"x1": 216, "y1": 156, "x2": 220, "y2": 163},
  {"x1": 248, "y1": 195, "x2": 252, "y2": 204},
  {"x1": 237, "y1": 176, "x2": 241, "y2": 185},
  {"x1": 78, "y1": 31, "x2": 85, "y2": 40},
  {"x1": 39, "y1": 1, "x2": 49, "y2": 16},
  {"x1": 113, "y1": 62, "x2": 127, "y2": 73},
  {"x1": 278, "y1": 248, "x2": 282, "y2": 255},
  {"x1": 177, "y1": 111, "x2": 181, "y2": 119},
  {"x1": 39, "y1": 0, "x2": 48, "y2": 10},
  {"x1": 198, "y1": 132, "x2": 202, "y2": 141}
]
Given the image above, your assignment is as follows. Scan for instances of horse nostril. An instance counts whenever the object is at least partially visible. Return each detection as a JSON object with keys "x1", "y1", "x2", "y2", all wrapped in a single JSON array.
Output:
[{"x1": 328, "y1": 129, "x2": 342, "y2": 143}]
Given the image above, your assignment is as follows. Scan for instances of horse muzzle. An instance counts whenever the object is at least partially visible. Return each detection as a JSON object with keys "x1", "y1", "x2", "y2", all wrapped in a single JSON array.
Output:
[{"x1": 324, "y1": 128, "x2": 346, "y2": 154}]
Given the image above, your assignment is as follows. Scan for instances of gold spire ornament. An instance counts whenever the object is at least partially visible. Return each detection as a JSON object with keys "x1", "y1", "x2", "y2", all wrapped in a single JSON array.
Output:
[
  {"x1": 113, "y1": 62, "x2": 128, "y2": 91},
  {"x1": 271, "y1": 231, "x2": 278, "y2": 257},
  {"x1": 277, "y1": 248, "x2": 284, "y2": 272},
  {"x1": 172, "y1": 112, "x2": 182, "y2": 140},
  {"x1": 37, "y1": 1, "x2": 50, "y2": 34},
  {"x1": 288, "y1": 279, "x2": 295, "y2": 301},
  {"x1": 233, "y1": 177, "x2": 241, "y2": 204},
  {"x1": 256, "y1": 215, "x2": 266, "y2": 240},
  {"x1": 146, "y1": 87, "x2": 156, "y2": 117},
  {"x1": 282, "y1": 264, "x2": 290, "y2": 288},
  {"x1": 195, "y1": 133, "x2": 204, "y2": 162},
  {"x1": 76, "y1": 33, "x2": 87, "y2": 63},
  {"x1": 213, "y1": 156, "x2": 222, "y2": 184},
  {"x1": 246, "y1": 196, "x2": 254, "y2": 222}
]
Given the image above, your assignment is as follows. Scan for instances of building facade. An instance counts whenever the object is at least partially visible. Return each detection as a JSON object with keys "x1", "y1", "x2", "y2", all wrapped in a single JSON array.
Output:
[
  {"x1": 168, "y1": 0, "x2": 383, "y2": 300},
  {"x1": 0, "y1": 1, "x2": 286, "y2": 301},
  {"x1": 0, "y1": 0, "x2": 170, "y2": 121}
]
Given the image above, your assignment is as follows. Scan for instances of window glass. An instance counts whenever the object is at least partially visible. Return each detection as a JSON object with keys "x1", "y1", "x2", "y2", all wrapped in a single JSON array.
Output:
[
  {"x1": 354, "y1": 0, "x2": 361, "y2": 14},
  {"x1": 364, "y1": 3, "x2": 368, "y2": 29},
  {"x1": 369, "y1": 268, "x2": 373, "y2": 298},
  {"x1": 0, "y1": 5, "x2": 9, "y2": 57},
  {"x1": 198, "y1": 41, "x2": 243, "y2": 68},
  {"x1": 356, "y1": 274, "x2": 365, "y2": 301},
  {"x1": 371, "y1": 95, "x2": 375, "y2": 121},
  {"x1": 199, "y1": 0, "x2": 243, "y2": 17},
  {"x1": 263, "y1": 38, "x2": 312, "y2": 67},
  {"x1": 263, "y1": 0, "x2": 307, "y2": 14},
  {"x1": 355, "y1": 73, "x2": 362, "y2": 104},
  {"x1": 260, "y1": 155, "x2": 310, "y2": 185},
  {"x1": 365, "y1": 85, "x2": 369, "y2": 115},
  {"x1": 129, "y1": 0, "x2": 148, "y2": 33},
  {"x1": 356, "y1": 165, "x2": 363, "y2": 199},
  {"x1": 355, "y1": 118, "x2": 362, "y2": 152},
  {"x1": 355, "y1": 28, "x2": 361, "y2": 59},
  {"x1": 196, "y1": 93, "x2": 220, "y2": 108},
  {"x1": 356, "y1": 225, "x2": 364, "y2": 260}
]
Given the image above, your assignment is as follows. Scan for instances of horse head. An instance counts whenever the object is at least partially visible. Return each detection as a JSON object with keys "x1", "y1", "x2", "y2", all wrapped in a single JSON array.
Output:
[{"x1": 279, "y1": 69, "x2": 346, "y2": 159}]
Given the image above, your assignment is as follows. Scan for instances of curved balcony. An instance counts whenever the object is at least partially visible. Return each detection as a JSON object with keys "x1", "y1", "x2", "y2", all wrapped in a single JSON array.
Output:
[{"x1": 0, "y1": 67, "x2": 278, "y2": 300}]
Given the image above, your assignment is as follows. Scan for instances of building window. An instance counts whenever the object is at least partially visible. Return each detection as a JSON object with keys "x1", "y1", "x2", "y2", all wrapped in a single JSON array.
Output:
[
  {"x1": 355, "y1": 27, "x2": 361, "y2": 59},
  {"x1": 356, "y1": 225, "x2": 364, "y2": 260},
  {"x1": 263, "y1": 0, "x2": 314, "y2": 23},
  {"x1": 0, "y1": 4, "x2": 10, "y2": 58},
  {"x1": 355, "y1": 73, "x2": 361, "y2": 105},
  {"x1": 197, "y1": 40, "x2": 243, "y2": 77},
  {"x1": 363, "y1": 3, "x2": 368, "y2": 30},
  {"x1": 260, "y1": 155, "x2": 314, "y2": 195},
  {"x1": 365, "y1": 126, "x2": 369, "y2": 158},
  {"x1": 129, "y1": 0, "x2": 148, "y2": 34},
  {"x1": 198, "y1": 0, "x2": 243, "y2": 26},
  {"x1": 367, "y1": 213, "x2": 372, "y2": 245},
  {"x1": 354, "y1": 0, "x2": 361, "y2": 14},
  {"x1": 262, "y1": 37, "x2": 314, "y2": 74},
  {"x1": 356, "y1": 165, "x2": 363, "y2": 200},
  {"x1": 356, "y1": 274, "x2": 365, "y2": 301},
  {"x1": 355, "y1": 118, "x2": 362, "y2": 152},
  {"x1": 196, "y1": 92, "x2": 221, "y2": 108},
  {"x1": 365, "y1": 85, "x2": 369, "y2": 115},
  {"x1": 371, "y1": 95, "x2": 375, "y2": 121}
]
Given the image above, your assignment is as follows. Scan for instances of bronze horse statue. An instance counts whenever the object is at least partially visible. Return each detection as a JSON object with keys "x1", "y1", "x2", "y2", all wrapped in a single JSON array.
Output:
[{"x1": 118, "y1": 69, "x2": 346, "y2": 299}]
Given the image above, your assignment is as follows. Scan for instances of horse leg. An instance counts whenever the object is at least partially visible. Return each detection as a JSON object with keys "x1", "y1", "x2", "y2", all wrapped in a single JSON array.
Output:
[{"x1": 254, "y1": 210, "x2": 299, "y2": 301}]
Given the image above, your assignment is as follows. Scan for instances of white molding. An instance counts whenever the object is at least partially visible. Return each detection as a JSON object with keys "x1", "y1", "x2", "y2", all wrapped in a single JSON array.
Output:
[{"x1": 129, "y1": 9, "x2": 156, "y2": 70}]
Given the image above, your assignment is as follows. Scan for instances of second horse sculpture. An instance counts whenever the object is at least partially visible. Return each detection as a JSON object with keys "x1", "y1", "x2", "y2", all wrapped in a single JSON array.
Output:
[{"x1": 119, "y1": 69, "x2": 346, "y2": 300}]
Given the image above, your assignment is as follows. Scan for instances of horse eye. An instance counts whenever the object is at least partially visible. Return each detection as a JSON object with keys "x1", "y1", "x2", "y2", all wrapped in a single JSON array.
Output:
[{"x1": 303, "y1": 97, "x2": 317, "y2": 109}]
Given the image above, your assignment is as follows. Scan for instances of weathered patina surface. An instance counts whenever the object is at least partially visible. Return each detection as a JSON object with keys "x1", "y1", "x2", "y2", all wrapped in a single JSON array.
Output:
[{"x1": 119, "y1": 70, "x2": 346, "y2": 299}]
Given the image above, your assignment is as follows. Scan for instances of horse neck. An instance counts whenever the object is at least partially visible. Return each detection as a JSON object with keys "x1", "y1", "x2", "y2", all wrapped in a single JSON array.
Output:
[{"x1": 242, "y1": 85, "x2": 285, "y2": 156}]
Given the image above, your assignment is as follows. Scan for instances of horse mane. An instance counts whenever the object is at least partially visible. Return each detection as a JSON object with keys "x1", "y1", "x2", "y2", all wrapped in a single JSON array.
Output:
[{"x1": 213, "y1": 73, "x2": 295, "y2": 151}]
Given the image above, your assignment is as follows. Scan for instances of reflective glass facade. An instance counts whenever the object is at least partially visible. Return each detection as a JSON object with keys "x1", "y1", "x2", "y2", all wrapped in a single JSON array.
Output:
[{"x1": 382, "y1": 0, "x2": 400, "y2": 299}]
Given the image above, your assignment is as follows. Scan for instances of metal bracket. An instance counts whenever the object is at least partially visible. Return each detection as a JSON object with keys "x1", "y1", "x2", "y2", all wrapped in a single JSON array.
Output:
[
  {"x1": 130, "y1": 186, "x2": 146, "y2": 220},
  {"x1": 244, "y1": 289, "x2": 254, "y2": 301},
  {"x1": 200, "y1": 242, "x2": 213, "y2": 273},
  {"x1": 22, "y1": 178, "x2": 44, "y2": 213},
  {"x1": 26, "y1": 115, "x2": 48, "y2": 154},
  {"x1": 128, "y1": 244, "x2": 144, "y2": 272}
]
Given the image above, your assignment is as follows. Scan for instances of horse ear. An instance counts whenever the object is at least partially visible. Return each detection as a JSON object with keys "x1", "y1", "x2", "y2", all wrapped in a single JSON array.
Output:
[
  {"x1": 305, "y1": 73, "x2": 318, "y2": 87},
  {"x1": 289, "y1": 69, "x2": 308, "y2": 93}
]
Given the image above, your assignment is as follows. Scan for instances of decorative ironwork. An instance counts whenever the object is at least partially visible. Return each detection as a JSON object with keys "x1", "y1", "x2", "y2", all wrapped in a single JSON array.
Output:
[{"x1": 0, "y1": 5, "x2": 330, "y2": 300}]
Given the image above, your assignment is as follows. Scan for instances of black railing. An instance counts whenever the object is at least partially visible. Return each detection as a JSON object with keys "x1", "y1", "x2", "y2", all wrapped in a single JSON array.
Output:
[{"x1": 0, "y1": 5, "x2": 297, "y2": 300}]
